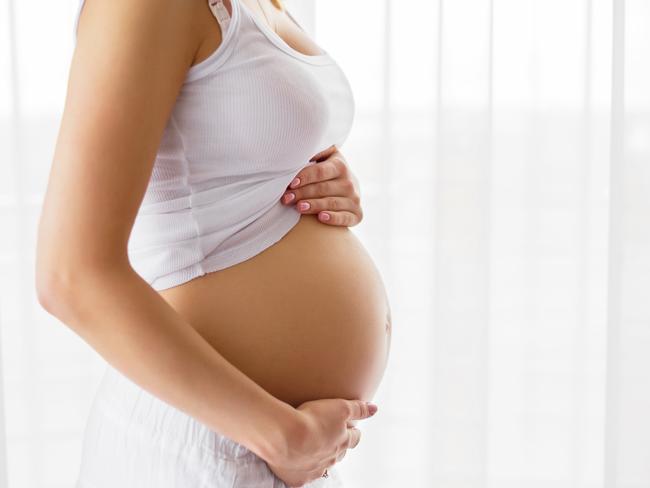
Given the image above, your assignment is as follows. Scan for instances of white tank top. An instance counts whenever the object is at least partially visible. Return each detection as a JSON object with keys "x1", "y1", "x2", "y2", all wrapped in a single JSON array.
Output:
[{"x1": 72, "y1": 0, "x2": 355, "y2": 291}]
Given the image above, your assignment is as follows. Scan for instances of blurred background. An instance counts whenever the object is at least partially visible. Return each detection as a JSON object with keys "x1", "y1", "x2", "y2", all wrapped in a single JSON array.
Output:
[{"x1": 1, "y1": 0, "x2": 650, "y2": 487}]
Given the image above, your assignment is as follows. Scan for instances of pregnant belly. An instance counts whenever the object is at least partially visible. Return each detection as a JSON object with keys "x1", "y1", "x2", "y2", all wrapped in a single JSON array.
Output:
[{"x1": 157, "y1": 213, "x2": 392, "y2": 408}]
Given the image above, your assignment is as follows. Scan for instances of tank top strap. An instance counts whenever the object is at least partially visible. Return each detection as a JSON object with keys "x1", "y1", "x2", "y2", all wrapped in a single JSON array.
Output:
[{"x1": 208, "y1": 0, "x2": 233, "y2": 33}]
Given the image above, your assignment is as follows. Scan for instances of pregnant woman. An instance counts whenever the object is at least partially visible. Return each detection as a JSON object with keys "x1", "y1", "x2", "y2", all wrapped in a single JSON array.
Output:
[{"x1": 35, "y1": 0, "x2": 391, "y2": 486}]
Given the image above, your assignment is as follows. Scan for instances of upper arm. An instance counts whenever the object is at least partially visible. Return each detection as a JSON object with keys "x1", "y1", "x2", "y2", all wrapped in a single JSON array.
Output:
[{"x1": 36, "y1": 0, "x2": 198, "y2": 296}]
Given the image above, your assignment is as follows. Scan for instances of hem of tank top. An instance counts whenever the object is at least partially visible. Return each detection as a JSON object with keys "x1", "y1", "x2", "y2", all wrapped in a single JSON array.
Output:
[
  {"x1": 149, "y1": 208, "x2": 302, "y2": 291},
  {"x1": 184, "y1": 0, "x2": 243, "y2": 83}
]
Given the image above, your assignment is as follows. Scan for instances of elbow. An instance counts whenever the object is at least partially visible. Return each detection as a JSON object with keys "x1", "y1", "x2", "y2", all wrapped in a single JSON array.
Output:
[
  {"x1": 35, "y1": 260, "x2": 102, "y2": 324},
  {"x1": 35, "y1": 269, "x2": 54, "y2": 313},
  {"x1": 35, "y1": 236, "x2": 80, "y2": 318},
  {"x1": 35, "y1": 266, "x2": 82, "y2": 321},
  {"x1": 36, "y1": 256, "x2": 133, "y2": 324},
  {"x1": 35, "y1": 231, "x2": 133, "y2": 322}
]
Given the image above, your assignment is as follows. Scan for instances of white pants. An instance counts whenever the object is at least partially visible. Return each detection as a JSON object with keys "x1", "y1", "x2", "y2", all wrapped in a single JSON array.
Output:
[{"x1": 75, "y1": 364, "x2": 344, "y2": 488}]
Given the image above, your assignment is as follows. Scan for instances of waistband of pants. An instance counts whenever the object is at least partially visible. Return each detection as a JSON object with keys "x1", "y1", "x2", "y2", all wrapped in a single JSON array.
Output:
[{"x1": 90, "y1": 363, "x2": 259, "y2": 462}]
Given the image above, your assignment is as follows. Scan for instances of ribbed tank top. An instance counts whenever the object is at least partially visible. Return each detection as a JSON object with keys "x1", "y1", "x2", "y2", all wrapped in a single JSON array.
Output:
[{"x1": 72, "y1": 0, "x2": 355, "y2": 291}]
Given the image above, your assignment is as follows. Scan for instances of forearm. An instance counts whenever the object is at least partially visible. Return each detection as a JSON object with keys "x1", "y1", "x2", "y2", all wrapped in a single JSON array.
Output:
[{"x1": 40, "y1": 264, "x2": 299, "y2": 463}]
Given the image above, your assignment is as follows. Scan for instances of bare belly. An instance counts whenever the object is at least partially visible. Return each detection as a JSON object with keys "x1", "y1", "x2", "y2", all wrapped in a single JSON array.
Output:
[{"x1": 158, "y1": 213, "x2": 392, "y2": 408}]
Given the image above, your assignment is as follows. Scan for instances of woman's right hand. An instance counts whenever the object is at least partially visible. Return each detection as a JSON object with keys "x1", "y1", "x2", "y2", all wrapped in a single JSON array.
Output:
[{"x1": 265, "y1": 398, "x2": 378, "y2": 487}]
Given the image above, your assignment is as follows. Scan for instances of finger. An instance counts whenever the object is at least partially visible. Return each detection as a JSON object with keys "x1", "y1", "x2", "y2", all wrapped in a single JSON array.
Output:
[
  {"x1": 282, "y1": 178, "x2": 356, "y2": 204},
  {"x1": 288, "y1": 159, "x2": 343, "y2": 189},
  {"x1": 347, "y1": 427, "x2": 362, "y2": 449},
  {"x1": 345, "y1": 400, "x2": 378, "y2": 421},
  {"x1": 294, "y1": 196, "x2": 358, "y2": 215},
  {"x1": 336, "y1": 450, "x2": 347, "y2": 462},
  {"x1": 317, "y1": 210, "x2": 361, "y2": 227}
]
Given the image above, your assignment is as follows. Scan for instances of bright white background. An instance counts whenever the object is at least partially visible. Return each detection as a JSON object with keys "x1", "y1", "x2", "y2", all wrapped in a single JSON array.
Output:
[{"x1": 1, "y1": 0, "x2": 650, "y2": 487}]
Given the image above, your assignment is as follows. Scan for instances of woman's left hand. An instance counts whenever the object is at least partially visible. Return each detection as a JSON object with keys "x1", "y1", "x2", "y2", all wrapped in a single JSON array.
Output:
[{"x1": 280, "y1": 145, "x2": 363, "y2": 227}]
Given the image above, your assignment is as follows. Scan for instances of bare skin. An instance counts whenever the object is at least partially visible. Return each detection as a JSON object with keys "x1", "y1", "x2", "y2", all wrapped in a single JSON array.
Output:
[
  {"x1": 36, "y1": 0, "x2": 388, "y2": 485},
  {"x1": 159, "y1": 212, "x2": 392, "y2": 408}
]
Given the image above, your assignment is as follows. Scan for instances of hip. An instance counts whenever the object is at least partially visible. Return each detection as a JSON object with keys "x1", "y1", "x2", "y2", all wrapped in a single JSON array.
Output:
[{"x1": 76, "y1": 364, "x2": 345, "y2": 488}]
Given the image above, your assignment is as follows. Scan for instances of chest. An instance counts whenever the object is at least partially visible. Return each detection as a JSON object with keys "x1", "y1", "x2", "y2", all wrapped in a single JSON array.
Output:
[{"x1": 172, "y1": 50, "x2": 354, "y2": 174}]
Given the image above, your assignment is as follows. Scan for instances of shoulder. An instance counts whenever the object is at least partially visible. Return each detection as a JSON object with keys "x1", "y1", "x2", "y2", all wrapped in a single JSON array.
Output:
[{"x1": 75, "y1": 0, "x2": 202, "y2": 73}]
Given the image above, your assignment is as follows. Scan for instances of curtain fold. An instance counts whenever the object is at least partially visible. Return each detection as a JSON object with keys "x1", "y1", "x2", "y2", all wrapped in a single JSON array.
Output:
[
  {"x1": 1, "y1": 0, "x2": 649, "y2": 487},
  {"x1": 605, "y1": 1, "x2": 650, "y2": 486}
]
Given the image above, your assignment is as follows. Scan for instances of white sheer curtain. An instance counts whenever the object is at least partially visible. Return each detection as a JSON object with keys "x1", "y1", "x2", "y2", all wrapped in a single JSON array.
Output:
[{"x1": 1, "y1": 0, "x2": 649, "y2": 487}]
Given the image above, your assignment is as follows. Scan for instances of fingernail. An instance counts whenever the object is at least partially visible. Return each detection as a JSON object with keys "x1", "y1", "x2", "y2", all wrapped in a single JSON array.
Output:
[
  {"x1": 298, "y1": 202, "x2": 310, "y2": 211},
  {"x1": 290, "y1": 177, "x2": 300, "y2": 188},
  {"x1": 366, "y1": 402, "x2": 378, "y2": 415},
  {"x1": 284, "y1": 192, "x2": 295, "y2": 203},
  {"x1": 319, "y1": 212, "x2": 330, "y2": 221}
]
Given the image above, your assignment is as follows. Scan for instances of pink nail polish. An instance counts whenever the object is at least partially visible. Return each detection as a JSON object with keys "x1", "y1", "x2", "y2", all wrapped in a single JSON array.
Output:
[
  {"x1": 290, "y1": 177, "x2": 300, "y2": 188},
  {"x1": 285, "y1": 193, "x2": 295, "y2": 203},
  {"x1": 320, "y1": 212, "x2": 330, "y2": 221}
]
